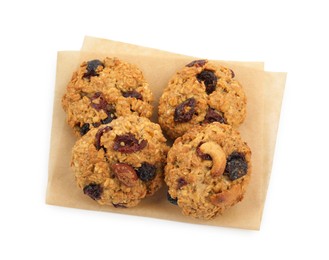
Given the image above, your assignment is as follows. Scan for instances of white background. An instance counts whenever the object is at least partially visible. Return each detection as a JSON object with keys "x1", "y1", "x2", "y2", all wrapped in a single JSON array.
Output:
[{"x1": 1, "y1": 0, "x2": 328, "y2": 259}]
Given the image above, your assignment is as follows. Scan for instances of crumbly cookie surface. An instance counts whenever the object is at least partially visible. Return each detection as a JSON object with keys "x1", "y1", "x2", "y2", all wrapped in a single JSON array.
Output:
[
  {"x1": 71, "y1": 115, "x2": 169, "y2": 208},
  {"x1": 158, "y1": 59, "x2": 246, "y2": 139},
  {"x1": 62, "y1": 57, "x2": 154, "y2": 137},
  {"x1": 165, "y1": 123, "x2": 251, "y2": 219}
]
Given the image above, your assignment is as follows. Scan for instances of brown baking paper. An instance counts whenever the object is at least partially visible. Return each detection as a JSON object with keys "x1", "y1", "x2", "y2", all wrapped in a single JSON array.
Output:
[
  {"x1": 46, "y1": 38, "x2": 286, "y2": 230},
  {"x1": 82, "y1": 36, "x2": 265, "y2": 70}
]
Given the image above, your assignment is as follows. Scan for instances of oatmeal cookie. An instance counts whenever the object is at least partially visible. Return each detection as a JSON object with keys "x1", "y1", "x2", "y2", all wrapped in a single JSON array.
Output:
[
  {"x1": 158, "y1": 59, "x2": 246, "y2": 139},
  {"x1": 165, "y1": 122, "x2": 251, "y2": 219},
  {"x1": 71, "y1": 115, "x2": 169, "y2": 208},
  {"x1": 62, "y1": 57, "x2": 154, "y2": 137}
]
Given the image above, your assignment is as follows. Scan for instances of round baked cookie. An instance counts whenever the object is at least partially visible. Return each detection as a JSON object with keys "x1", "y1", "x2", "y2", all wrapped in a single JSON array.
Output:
[
  {"x1": 71, "y1": 115, "x2": 169, "y2": 208},
  {"x1": 158, "y1": 59, "x2": 246, "y2": 139},
  {"x1": 62, "y1": 57, "x2": 154, "y2": 137},
  {"x1": 165, "y1": 122, "x2": 251, "y2": 219}
]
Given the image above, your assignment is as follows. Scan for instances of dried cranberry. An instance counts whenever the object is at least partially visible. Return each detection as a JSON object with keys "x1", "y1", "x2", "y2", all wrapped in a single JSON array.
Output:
[
  {"x1": 224, "y1": 152, "x2": 248, "y2": 181},
  {"x1": 89, "y1": 93, "x2": 117, "y2": 124},
  {"x1": 95, "y1": 126, "x2": 112, "y2": 150},
  {"x1": 83, "y1": 59, "x2": 103, "y2": 79},
  {"x1": 83, "y1": 183, "x2": 102, "y2": 200},
  {"x1": 177, "y1": 178, "x2": 187, "y2": 189},
  {"x1": 174, "y1": 98, "x2": 196, "y2": 123},
  {"x1": 167, "y1": 192, "x2": 178, "y2": 205},
  {"x1": 186, "y1": 59, "x2": 207, "y2": 67},
  {"x1": 80, "y1": 123, "x2": 90, "y2": 136},
  {"x1": 90, "y1": 92, "x2": 108, "y2": 111},
  {"x1": 113, "y1": 133, "x2": 147, "y2": 153},
  {"x1": 203, "y1": 108, "x2": 226, "y2": 124},
  {"x1": 196, "y1": 142, "x2": 212, "y2": 160},
  {"x1": 197, "y1": 70, "x2": 217, "y2": 94},
  {"x1": 136, "y1": 163, "x2": 156, "y2": 182},
  {"x1": 122, "y1": 90, "x2": 143, "y2": 100}
]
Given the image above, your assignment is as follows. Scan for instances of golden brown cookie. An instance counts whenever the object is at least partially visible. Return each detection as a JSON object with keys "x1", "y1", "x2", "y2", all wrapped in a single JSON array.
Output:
[
  {"x1": 71, "y1": 115, "x2": 169, "y2": 208},
  {"x1": 165, "y1": 122, "x2": 251, "y2": 219},
  {"x1": 62, "y1": 57, "x2": 154, "y2": 137},
  {"x1": 158, "y1": 59, "x2": 246, "y2": 139}
]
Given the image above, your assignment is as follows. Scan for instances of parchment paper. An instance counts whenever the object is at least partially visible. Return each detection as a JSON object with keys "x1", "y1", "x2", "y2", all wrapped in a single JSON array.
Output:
[
  {"x1": 82, "y1": 36, "x2": 265, "y2": 70},
  {"x1": 46, "y1": 38, "x2": 286, "y2": 230}
]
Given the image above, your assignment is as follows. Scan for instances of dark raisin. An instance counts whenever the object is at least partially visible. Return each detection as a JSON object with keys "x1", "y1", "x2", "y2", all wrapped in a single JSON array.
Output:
[
  {"x1": 136, "y1": 162, "x2": 156, "y2": 182},
  {"x1": 112, "y1": 203, "x2": 127, "y2": 208},
  {"x1": 92, "y1": 122, "x2": 101, "y2": 128},
  {"x1": 89, "y1": 93, "x2": 117, "y2": 125},
  {"x1": 167, "y1": 192, "x2": 178, "y2": 205},
  {"x1": 113, "y1": 133, "x2": 147, "y2": 153},
  {"x1": 80, "y1": 123, "x2": 90, "y2": 136},
  {"x1": 177, "y1": 178, "x2": 187, "y2": 189},
  {"x1": 174, "y1": 98, "x2": 196, "y2": 123},
  {"x1": 83, "y1": 183, "x2": 102, "y2": 200},
  {"x1": 224, "y1": 152, "x2": 248, "y2": 181},
  {"x1": 90, "y1": 92, "x2": 108, "y2": 111},
  {"x1": 196, "y1": 142, "x2": 211, "y2": 160},
  {"x1": 103, "y1": 105, "x2": 117, "y2": 123},
  {"x1": 95, "y1": 126, "x2": 112, "y2": 150},
  {"x1": 186, "y1": 59, "x2": 207, "y2": 67},
  {"x1": 203, "y1": 108, "x2": 226, "y2": 124},
  {"x1": 83, "y1": 59, "x2": 104, "y2": 79},
  {"x1": 101, "y1": 116, "x2": 113, "y2": 125},
  {"x1": 122, "y1": 90, "x2": 143, "y2": 100},
  {"x1": 230, "y1": 69, "x2": 235, "y2": 78},
  {"x1": 197, "y1": 70, "x2": 218, "y2": 94}
]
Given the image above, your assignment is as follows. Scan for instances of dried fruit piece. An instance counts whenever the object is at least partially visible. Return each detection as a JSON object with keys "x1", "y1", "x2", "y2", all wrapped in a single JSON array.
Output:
[
  {"x1": 80, "y1": 123, "x2": 90, "y2": 136},
  {"x1": 95, "y1": 126, "x2": 112, "y2": 150},
  {"x1": 122, "y1": 90, "x2": 143, "y2": 100},
  {"x1": 203, "y1": 108, "x2": 226, "y2": 124},
  {"x1": 167, "y1": 192, "x2": 178, "y2": 205},
  {"x1": 174, "y1": 98, "x2": 196, "y2": 123},
  {"x1": 83, "y1": 59, "x2": 104, "y2": 79},
  {"x1": 90, "y1": 92, "x2": 108, "y2": 111},
  {"x1": 196, "y1": 142, "x2": 211, "y2": 160},
  {"x1": 101, "y1": 108, "x2": 116, "y2": 124},
  {"x1": 186, "y1": 59, "x2": 207, "y2": 67},
  {"x1": 83, "y1": 183, "x2": 102, "y2": 200},
  {"x1": 136, "y1": 163, "x2": 156, "y2": 182},
  {"x1": 197, "y1": 70, "x2": 218, "y2": 94},
  {"x1": 92, "y1": 122, "x2": 101, "y2": 128},
  {"x1": 177, "y1": 178, "x2": 187, "y2": 189},
  {"x1": 101, "y1": 116, "x2": 114, "y2": 125},
  {"x1": 111, "y1": 163, "x2": 138, "y2": 187},
  {"x1": 224, "y1": 152, "x2": 248, "y2": 181},
  {"x1": 113, "y1": 133, "x2": 147, "y2": 153},
  {"x1": 89, "y1": 92, "x2": 117, "y2": 125}
]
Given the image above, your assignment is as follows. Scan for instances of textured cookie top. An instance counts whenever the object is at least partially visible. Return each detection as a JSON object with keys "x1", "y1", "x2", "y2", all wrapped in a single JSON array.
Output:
[
  {"x1": 165, "y1": 123, "x2": 251, "y2": 219},
  {"x1": 158, "y1": 59, "x2": 246, "y2": 139},
  {"x1": 62, "y1": 57, "x2": 154, "y2": 137},
  {"x1": 71, "y1": 115, "x2": 169, "y2": 208}
]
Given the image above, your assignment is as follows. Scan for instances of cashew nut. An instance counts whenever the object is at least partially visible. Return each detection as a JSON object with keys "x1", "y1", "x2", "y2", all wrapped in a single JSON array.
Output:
[{"x1": 199, "y1": 141, "x2": 227, "y2": 176}]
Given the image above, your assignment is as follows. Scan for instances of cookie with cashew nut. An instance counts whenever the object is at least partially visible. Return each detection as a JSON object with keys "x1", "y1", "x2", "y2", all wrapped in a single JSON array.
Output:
[
  {"x1": 71, "y1": 115, "x2": 169, "y2": 208},
  {"x1": 158, "y1": 59, "x2": 246, "y2": 139},
  {"x1": 62, "y1": 57, "x2": 154, "y2": 137},
  {"x1": 165, "y1": 122, "x2": 251, "y2": 219}
]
